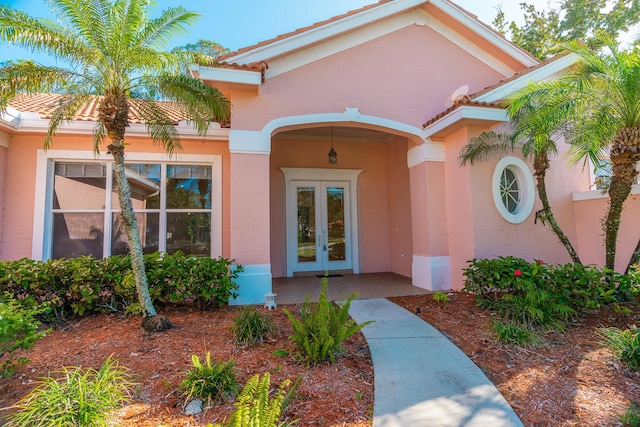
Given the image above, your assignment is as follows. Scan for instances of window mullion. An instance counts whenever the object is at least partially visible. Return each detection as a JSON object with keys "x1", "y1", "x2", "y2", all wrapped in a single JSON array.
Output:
[
  {"x1": 104, "y1": 162, "x2": 113, "y2": 257},
  {"x1": 159, "y1": 164, "x2": 167, "y2": 253}
]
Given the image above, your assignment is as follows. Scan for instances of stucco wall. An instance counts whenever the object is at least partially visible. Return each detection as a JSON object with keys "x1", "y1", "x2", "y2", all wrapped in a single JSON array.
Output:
[
  {"x1": 442, "y1": 125, "x2": 593, "y2": 288},
  {"x1": 0, "y1": 144, "x2": 6, "y2": 259},
  {"x1": 230, "y1": 24, "x2": 506, "y2": 132},
  {"x1": 1, "y1": 133, "x2": 231, "y2": 261},
  {"x1": 574, "y1": 194, "x2": 640, "y2": 272},
  {"x1": 269, "y1": 134, "x2": 412, "y2": 277}
]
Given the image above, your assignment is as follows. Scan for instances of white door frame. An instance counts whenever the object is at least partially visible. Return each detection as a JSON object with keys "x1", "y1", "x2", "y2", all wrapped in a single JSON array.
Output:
[{"x1": 281, "y1": 167, "x2": 362, "y2": 277}]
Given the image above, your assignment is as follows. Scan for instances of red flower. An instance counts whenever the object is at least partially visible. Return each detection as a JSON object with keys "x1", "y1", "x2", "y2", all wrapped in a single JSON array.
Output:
[
  {"x1": 514, "y1": 269, "x2": 523, "y2": 277},
  {"x1": 536, "y1": 259, "x2": 544, "y2": 265}
]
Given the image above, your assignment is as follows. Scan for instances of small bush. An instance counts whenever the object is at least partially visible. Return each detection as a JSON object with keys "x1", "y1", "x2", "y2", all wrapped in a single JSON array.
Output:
[
  {"x1": 0, "y1": 293, "x2": 49, "y2": 377},
  {"x1": 620, "y1": 400, "x2": 640, "y2": 426},
  {"x1": 491, "y1": 319, "x2": 542, "y2": 347},
  {"x1": 0, "y1": 253, "x2": 242, "y2": 319},
  {"x1": 232, "y1": 306, "x2": 273, "y2": 346},
  {"x1": 214, "y1": 373, "x2": 297, "y2": 427},
  {"x1": 599, "y1": 325, "x2": 640, "y2": 371},
  {"x1": 283, "y1": 277, "x2": 373, "y2": 364},
  {"x1": 180, "y1": 352, "x2": 238, "y2": 403},
  {"x1": 7, "y1": 356, "x2": 132, "y2": 426},
  {"x1": 432, "y1": 291, "x2": 449, "y2": 303}
]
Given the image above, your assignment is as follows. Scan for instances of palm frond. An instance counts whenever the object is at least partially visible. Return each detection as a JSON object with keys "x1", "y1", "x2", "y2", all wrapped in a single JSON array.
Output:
[
  {"x1": 47, "y1": 0, "x2": 110, "y2": 52},
  {"x1": 0, "y1": 6, "x2": 94, "y2": 64},
  {"x1": 129, "y1": 98, "x2": 181, "y2": 155},
  {"x1": 0, "y1": 61, "x2": 78, "y2": 106},
  {"x1": 459, "y1": 131, "x2": 516, "y2": 165},
  {"x1": 150, "y1": 73, "x2": 230, "y2": 132},
  {"x1": 44, "y1": 94, "x2": 94, "y2": 149},
  {"x1": 134, "y1": 6, "x2": 200, "y2": 51}
]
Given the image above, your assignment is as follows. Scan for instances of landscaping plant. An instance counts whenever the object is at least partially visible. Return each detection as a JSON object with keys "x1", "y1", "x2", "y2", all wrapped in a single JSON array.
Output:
[
  {"x1": 490, "y1": 319, "x2": 543, "y2": 348},
  {"x1": 232, "y1": 306, "x2": 273, "y2": 346},
  {"x1": 7, "y1": 356, "x2": 132, "y2": 426},
  {"x1": 620, "y1": 400, "x2": 640, "y2": 427},
  {"x1": 213, "y1": 372, "x2": 298, "y2": 427},
  {"x1": 432, "y1": 291, "x2": 450, "y2": 303},
  {"x1": 598, "y1": 325, "x2": 640, "y2": 371},
  {"x1": 0, "y1": 293, "x2": 49, "y2": 377},
  {"x1": 180, "y1": 352, "x2": 238, "y2": 404},
  {"x1": 283, "y1": 277, "x2": 373, "y2": 364}
]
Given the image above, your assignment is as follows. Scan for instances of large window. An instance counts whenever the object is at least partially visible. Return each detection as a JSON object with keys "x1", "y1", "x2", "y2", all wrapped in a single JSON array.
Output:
[{"x1": 34, "y1": 151, "x2": 222, "y2": 260}]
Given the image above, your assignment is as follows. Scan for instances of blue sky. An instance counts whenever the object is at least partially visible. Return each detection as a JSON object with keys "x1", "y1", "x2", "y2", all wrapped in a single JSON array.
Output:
[{"x1": 1, "y1": 0, "x2": 636, "y2": 64}]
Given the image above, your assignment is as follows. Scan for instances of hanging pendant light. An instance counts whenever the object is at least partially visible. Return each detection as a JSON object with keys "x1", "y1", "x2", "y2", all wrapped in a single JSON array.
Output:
[{"x1": 328, "y1": 127, "x2": 338, "y2": 165}]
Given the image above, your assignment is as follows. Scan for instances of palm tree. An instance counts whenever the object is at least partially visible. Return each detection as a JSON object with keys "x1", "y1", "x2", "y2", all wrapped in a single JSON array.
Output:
[
  {"x1": 459, "y1": 87, "x2": 582, "y2": 264},
  {"x1": 0, "y1": 0, "x2": 230, "y2": 331},
  {"x1": 556, "y1": 40, "x2": 640, "y2": 271}
]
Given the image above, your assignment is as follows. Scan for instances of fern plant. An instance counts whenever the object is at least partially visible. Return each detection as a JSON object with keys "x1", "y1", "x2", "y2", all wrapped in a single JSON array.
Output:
[
  {"x1": 180, "y1": 352, "x2": 238, "y2": 403},
  {"x1": 599, "y1": 325, "x2": 640, "y2": 371},
  {"x1": 215, "y1": 373, "x2": 297, "y2": 427},
  {"x1": 283, "y1": 277, "x2": 373, "y2": 364},
  {"x1": 232, "y1": 306, "x2": 273, "y2": 346}
]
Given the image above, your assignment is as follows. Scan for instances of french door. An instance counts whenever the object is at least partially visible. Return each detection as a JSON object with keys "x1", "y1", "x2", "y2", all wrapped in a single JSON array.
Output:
[{"x1": 282, "y1": 168, "x2": 362, "y2": 277}]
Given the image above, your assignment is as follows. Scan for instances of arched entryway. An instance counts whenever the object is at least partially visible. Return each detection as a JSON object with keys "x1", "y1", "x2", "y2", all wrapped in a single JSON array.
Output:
[{"x1": 269, "y1": 125, "x2": 415, "y2": 279}]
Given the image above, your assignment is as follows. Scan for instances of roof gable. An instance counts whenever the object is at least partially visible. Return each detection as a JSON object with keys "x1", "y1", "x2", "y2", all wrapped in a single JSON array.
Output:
[{"x1": 198, "y1": 0, "x2": 537, "y2": 85}]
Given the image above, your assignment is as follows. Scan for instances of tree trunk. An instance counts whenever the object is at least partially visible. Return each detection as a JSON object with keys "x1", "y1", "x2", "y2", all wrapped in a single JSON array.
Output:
[
  {"x1": 110, "y1": 145, "x2": 156, "y2": 317},
  {"x1": 626, "y1": 237, "x2": 640, "y2": 274},
  {"x1": 533, "y1": 152, "x2": 582, "y2": 264},
  {"x1": 100, "y1": 90, "x2": 170, "y2": 332},
  {"x1": 605, "y1": 155, "x2": 636, "y2": 270}
]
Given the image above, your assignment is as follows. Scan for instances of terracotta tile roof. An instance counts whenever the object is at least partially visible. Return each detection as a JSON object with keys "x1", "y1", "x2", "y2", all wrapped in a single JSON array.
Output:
[
  {"x1": 217, "y1": 0, "x2": 393, "y2": 62},
  {"x1": 467, "y1": 50, "x2": 572, "y2": 101},
  {"x1": 7, "y1": 93, "x2": 189, "y2": 124},
  {"x1": 422, "y1": 98, "x2": 503, "y2": 128},
  {"x1": 422, "y1": 51, "x2": 573, "y2": 128}
]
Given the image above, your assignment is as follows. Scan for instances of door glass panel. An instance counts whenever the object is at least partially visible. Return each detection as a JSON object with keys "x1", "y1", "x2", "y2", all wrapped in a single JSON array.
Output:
[
  {"x1": 326, "y1": 187, "x2": 346, "y2": 261},
  {"x1": 297, "y1": 187, "x2": 316, "y2": 263}
]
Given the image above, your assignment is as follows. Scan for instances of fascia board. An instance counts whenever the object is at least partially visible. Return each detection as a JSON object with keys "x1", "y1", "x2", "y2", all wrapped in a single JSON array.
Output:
[
  {"x1": 474, "y1": 52, "x2": 581, "y2": 103},
  {"x1": 423, "y1": 106, "x2": 508, "y2": 138},
  {"x1": 429, "y1": 0, "x2": 537, "y2": 68},
  {"x1": 9, "y1": 117, "x2": 229, "y2": 140},
  {"x1": 192, "y1": 65, "x2": 262, "y2": 86},
  {"x1": 224, "y1": 0, "x2": 426, "y2": 64}
]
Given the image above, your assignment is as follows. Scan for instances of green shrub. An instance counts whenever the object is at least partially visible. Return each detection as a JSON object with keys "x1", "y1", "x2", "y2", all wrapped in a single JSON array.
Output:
[
  {"x1": 0, "y1": 293, "x2": 49, "y2": 377},
  {"x1": 598, "y1": 325, "x2": 640, "y2": 371},
  {"x1": 7, "y1": 356, "x2": 132, "y2": 426},
  {"x1": 432, "y1": 291, "x2": 449, "y2": 303},
  {"x1": 462, "y1": 257, "x2": 640, "y2": 333},
  {"x1": 490, "y1": 319, "x2": 542, "y2": 347},
  {"x1": 0, "y1": 253, "x2": 242, "y2": 319},
  {"x1": 180, "y1": 352, "x2": 238, "y2": 403},
  {"x1": 232, "y1": 306, "x2": 273, "y2": 346},
  {"x1": 214, "y1": 373, "x2": 297, "y2": 427},
  {"x1": 283, "y1": 277, "x2": 373, "y2": 364},
  {"x1": 620, "y1": 401, "x2": 640, "y2": 426}
]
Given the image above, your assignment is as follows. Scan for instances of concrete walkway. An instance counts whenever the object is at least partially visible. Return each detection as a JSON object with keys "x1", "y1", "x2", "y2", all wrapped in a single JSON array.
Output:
[{"x1": 349, "y1": 298, "x2": 524, "y2": 427}]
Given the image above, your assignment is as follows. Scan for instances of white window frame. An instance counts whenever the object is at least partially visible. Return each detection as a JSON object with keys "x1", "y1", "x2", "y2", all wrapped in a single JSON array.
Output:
[
  {"x1": 32, "y1": 149, "x2": 222, "y2": 260},
  {"x1": 492, "y1": 156, "x2": 535, "y2": 224}
]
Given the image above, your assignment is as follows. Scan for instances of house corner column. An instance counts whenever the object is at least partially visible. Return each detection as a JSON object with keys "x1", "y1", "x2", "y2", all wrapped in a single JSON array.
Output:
[
  {"x1": 408, "y1": 142, "x2": 450, "y2": 291},
  {"x1": 0, "y1": 133, "x2": 8, "y2": 259},
  {"x1": 229, "y1": 130, "x2": 272, "y2": 305}
]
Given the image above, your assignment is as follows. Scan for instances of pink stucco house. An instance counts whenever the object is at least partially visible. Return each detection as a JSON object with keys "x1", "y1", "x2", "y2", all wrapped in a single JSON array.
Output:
[{"x1": 1, "y1": 0, "x2": 639, "y2": 304}]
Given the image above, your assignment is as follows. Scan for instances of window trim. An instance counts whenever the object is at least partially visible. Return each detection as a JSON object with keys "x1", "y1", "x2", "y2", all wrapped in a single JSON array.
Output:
[
  {"x1": 492, "y1": 156, "x2": 535, "y2": 224},
  {"x1": 32, "y1": 149, "x2": 222, "y2": 260}
]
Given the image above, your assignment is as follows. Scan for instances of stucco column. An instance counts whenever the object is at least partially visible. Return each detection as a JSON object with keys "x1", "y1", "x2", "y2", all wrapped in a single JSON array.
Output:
[
  {"x1": 228, "y1": 130, "x2": 272, "y2": 305},
  {"x1": 407, "y1": 142, "x2": 450, "y2": 290},
  {"x1": 0, "y1": 132, "x2": 9, "y2": 259}
]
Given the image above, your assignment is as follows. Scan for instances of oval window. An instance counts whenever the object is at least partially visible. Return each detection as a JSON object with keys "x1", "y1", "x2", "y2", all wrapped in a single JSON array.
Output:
[{"x1": 492, "y1": 156, "x2": 534, "y2": 224}]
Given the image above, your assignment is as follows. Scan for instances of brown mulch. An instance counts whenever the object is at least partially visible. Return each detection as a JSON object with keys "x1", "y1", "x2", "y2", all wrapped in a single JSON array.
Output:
[{"x1": 1, "y1": 292, "x2": 639, "y2": 426}]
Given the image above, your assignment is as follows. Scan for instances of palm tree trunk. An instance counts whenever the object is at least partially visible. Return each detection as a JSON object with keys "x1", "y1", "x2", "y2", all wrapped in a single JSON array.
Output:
[
  {"x1": 605, "y1": 157, "x2": 636, "y2": 270},
  {"x1": 110, "y1": 143, "x2": 157, "y2": 317},
  {"x1": 534, "y1": 153, "x2": 581, "y2": 264},
  {"x1": 626, "y1": 237, "x2": 640, "y2": 274}
]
